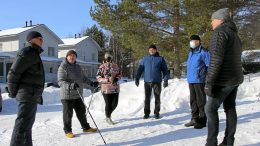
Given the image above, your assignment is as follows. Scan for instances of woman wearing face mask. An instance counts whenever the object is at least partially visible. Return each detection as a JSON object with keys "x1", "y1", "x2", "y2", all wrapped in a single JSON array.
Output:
[
  {"x1": 96, "y1": 52, "x2": 121, "y2": 125},
  {"x1": 185, "y1": 35, "x2": 210, "y2": 129}
]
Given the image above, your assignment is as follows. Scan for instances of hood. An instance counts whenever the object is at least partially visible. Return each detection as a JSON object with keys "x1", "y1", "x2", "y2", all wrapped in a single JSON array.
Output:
[{"x1": 216, "y1": 20, "x2": 238, "y2": 33}]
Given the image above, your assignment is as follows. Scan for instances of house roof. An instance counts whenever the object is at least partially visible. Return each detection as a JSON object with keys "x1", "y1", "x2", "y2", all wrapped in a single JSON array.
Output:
[
  {"x1": 0, "y1": 24, "x2": 63, "y2": 44},
  {"x1": 0, "y1": 26, "x2": 36, "y2": 37},
  {"x1": 59, "y1": 36, "x2": 101, "y2": 51}
]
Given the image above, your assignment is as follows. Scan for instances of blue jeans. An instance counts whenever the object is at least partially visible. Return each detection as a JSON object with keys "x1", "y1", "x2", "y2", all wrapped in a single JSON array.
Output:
[{"x1": 205, "y1": 85, "x2": 238, "y2": 146}]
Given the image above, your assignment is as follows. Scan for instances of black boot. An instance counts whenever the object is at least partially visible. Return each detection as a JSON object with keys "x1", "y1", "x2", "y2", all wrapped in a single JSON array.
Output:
[
  {"x1": 143, "y1": 115, "x2": 149, "y2": 119},
  {"x1": 154, "y1": 114, "x2": 160, "y2": 119}
]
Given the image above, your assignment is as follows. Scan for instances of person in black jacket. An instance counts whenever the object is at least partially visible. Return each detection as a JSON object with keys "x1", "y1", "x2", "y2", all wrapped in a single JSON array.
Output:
[
  {"x1": 7, "y1": 31, "x2": 45, "y2": 146},
  {"x1": 204, "y1": 8, "x2": 243, "y2": 146}
]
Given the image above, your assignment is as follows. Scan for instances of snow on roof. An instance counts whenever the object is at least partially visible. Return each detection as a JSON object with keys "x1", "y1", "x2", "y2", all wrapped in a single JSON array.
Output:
[
  {"x1": 0, "y1": 51, "x2": 17, "y2": 58},
  {"x1": 76, "y1": 59, "x2": 100, "y2": 65},
  {"x1": 41, "y1": 56, "x2": 62, "y2": 62},
  {"x1": 0, "y1": 25, "x2": 37, "y2": 37},
  {"x1": 60, "y1": 36, "x2": 89, "y2": 47}
]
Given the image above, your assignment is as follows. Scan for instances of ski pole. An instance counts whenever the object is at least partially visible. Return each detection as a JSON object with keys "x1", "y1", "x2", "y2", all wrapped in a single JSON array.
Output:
[
  {"x1": 76, "y1": 89, "x2": 107, "y2": 145},
  {"x1": 86, "y1": 86, "x2": 100, "y2": 116}
]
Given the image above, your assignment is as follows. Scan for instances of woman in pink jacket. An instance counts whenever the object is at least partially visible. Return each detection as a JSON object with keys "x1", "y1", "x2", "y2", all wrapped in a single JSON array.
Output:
[{"x1": 96, "y1": 53, "x2": 121, "y2": 125}]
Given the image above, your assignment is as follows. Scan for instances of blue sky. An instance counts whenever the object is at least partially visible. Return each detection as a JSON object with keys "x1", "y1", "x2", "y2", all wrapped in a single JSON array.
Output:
[{"x1": 0, "y1": 0, "x2": 97, "y2": 38}]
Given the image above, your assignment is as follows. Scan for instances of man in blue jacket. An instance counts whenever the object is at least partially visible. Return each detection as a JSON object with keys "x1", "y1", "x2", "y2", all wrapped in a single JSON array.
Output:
[
  {"x1": 185, "y1": 35, "x2": 210, "y2": 129},
  {"x1": 135, "y1": 45, "x2": 168, "y2": 119}
]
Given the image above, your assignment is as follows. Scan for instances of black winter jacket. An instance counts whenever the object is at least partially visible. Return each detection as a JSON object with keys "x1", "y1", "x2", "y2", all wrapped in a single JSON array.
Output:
[
  {"x1": 7, "y1": 43, "x2": 45, "y2": 104},
  {"x1": 206, "y1": 21, "x2": 243, "y2": 87}
]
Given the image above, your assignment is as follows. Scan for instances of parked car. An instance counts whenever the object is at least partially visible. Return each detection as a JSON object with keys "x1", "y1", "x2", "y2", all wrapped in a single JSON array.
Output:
[{"x1": 242, "y1": 50, "x2": 260, "y2": 74}]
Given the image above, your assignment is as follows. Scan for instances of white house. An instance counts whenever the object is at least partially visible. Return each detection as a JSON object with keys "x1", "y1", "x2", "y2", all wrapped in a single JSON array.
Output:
[
  {"x1": 0, "y1": 23, "x2": 63, "y2": 83},
  {"x1": 59, "y1": 36, "x2": 101, "y2": 78}
]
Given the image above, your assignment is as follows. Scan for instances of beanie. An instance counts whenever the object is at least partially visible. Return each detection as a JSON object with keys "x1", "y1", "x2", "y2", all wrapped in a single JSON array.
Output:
[
  {"x1": 104, "y1": 52, "x2": 112, "y2": 59},
  {"x1": 26, "y1": 31, "x2": 42, "y2": 42},
  {"x1": 148, "y1": 44, "x2": 157, "y2": 49},
  {"x1": 66, "y1": 50, "x2": 77, "y2": 58},
  {"x1": 211, "y1": 8, "x2": 231, "y2": 21},
  {"x1": 190, "y1": 35, "x2": 201, "y2": 41}
]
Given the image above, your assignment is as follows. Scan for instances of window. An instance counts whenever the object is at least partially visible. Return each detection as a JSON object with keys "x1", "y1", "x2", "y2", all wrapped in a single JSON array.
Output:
[
  {"x1": 92, "y1": 53, "x2": 96, "y2": 61},
  {"x1": 0, "y1": 62, "x2": 3, "y2": 76},
  {"x1": 0, "y1": 43, "x2": 3, "y2": 51},
  {"x1": 48, "y1": 47, "x2": 55, "y2": 57},
  {"x1": 49, "y1": 67, "x2": 53, "y2": 73}
]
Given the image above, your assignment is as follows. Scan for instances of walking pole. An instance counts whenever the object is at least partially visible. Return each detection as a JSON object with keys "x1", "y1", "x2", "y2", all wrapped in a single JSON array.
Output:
[
  {"x1": 76, "y1": 89, "x2": 107, "y2": 145},
  {"x1": 86, "y1": 86, "x2": 100, "y2": 116}
]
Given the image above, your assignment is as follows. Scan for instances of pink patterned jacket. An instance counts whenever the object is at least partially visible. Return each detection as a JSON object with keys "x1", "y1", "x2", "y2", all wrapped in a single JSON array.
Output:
[{"x1": 96, "y1": 62, "x2": 121, "y2": 94}]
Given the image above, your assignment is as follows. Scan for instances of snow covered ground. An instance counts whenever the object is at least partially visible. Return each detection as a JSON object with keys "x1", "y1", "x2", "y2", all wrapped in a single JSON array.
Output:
[{"x1": 1, "y1": 73, "x2": 260, "y2": 146}]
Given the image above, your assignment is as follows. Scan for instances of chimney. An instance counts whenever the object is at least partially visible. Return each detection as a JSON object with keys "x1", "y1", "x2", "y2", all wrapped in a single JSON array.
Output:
[
  {"x1": 30, "y1": 20, "x2": 32, "y2": 26},
  {"x1": 25, "y1": 21, "x2": 28, "y2": 27},
  {"x1": 78, "y1": 33, "x2": 81, "y2": 38},
  {"x1": 75, "y1": 34, "x2": 77, "y2": 38}
]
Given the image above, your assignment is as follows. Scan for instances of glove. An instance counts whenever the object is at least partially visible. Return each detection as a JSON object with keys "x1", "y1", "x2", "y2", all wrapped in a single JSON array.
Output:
[
  {"x1": 112, "y1": 78, "x2": 118, "y2": 84},
  {"x1": 204, "y1": 84, "x2": 213, "y2": 97},
  {"x1": 135, "y1": 80, "x2": 139, "y2": 87},
  {"x1": 5, "y1": 87, "x2": 15, "y2": 98},
  {"x1": 163, "y1": 80, "x2": 168, "y2": 88},
  {"x1": 71, "y1": 83, "x2": 79, "y2": 90}
]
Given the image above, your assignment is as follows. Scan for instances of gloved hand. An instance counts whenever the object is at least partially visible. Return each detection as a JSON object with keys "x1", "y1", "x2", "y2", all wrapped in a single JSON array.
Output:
[
  {"x1": 163, "y1": 80, "x2": 168, "y2": 88},
  {"x1": 135, "y1": 80, "x2": 139, "y2": 87},
  {"x1": 204, "y1": 84, "x2": 213, "y2": 97},
  {"x1": 5, "y1": 87, "x2": 15, "y2": 98},
  {"x1": 112, "y1": 78, "x2": 118, "y2": 84},
  {"x1": 71, "y1": 83, "x2": 80, "y2": 90}
]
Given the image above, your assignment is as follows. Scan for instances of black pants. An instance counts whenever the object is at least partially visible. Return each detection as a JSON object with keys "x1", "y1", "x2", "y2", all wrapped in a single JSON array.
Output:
[
  {"x1": 103, "y1": 93, "x2": 119, "y2": 118},
  {"x1": 189, "y1": 83, "x2": 207, "y2": 124},
  {"x1": 205, "y1": 85, "x2": 238, "y2": 146},
  {"x1": 10, "y1": 102, "x2": 37, "y2": 146},
  {"x1": 144, "y1": 82, "x2": 161, "y2": 116},
  {"x1": 61, "y1": 99, "x2": 90, "y2": 133}
]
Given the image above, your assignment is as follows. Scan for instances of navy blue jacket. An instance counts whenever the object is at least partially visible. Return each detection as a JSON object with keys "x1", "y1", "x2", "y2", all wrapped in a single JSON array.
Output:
[
  {"x1": 136, "y1": 52, "x2": 168, "y2": 83},
  {"x1": 187, "y1": 45, "x2": 210, "y2": 83}
]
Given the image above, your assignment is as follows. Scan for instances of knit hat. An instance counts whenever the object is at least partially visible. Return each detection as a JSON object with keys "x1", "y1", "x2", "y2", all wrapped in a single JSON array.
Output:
[
  {"x1": 190, "y1": 35, "x2": 201, "y2": 41},
  {"x1": 26, "y1": 31, "x2": 42, "y2": 42},
  {"x1": 104, "y1": 52, "x2": 112, "y2": 60},
  {"x1": 211, "y1": 8, "x2": 231, "y2": 21},
  {"x1": 148, "y1": 44, "x2": 157, "y2": 49},
  {"x1": 66, "y1": 50, "x2": 77, "y2": 58}
]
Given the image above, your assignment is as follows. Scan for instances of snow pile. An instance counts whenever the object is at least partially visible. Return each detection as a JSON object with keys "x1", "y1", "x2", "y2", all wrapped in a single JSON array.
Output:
[
  {"x1": 0, "y1": 74, "x2": 260, "y2": 146},
  {"x1": 242, "y1": 50, "x2": 260, "y2": 63}
]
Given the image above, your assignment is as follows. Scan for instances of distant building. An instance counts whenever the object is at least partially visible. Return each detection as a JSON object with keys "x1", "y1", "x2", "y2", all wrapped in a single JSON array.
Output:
[
  {"x1": 0, "y1": 22, "x2": 101, "y2": 84},
  {"x1": 59, "y1": 35, "x2": 101, "y2": 78}
]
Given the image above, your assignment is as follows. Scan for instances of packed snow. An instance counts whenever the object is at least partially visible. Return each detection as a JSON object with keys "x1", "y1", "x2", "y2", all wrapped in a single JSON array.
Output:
[{"x1": 1, "y1": 74, "x2": 260, "y2": 146}]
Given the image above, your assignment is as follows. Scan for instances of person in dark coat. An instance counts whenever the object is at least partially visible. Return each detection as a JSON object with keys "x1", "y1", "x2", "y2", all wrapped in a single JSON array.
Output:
[
  {"x1": 7, "y1": 31, "x2": 45, "y2": 146},
  {"x1": 57, "y1": 50, "x2": 97, "y2": 138},
  {"x1": 185, "y1": 35, "x2": 210, "y2": 129},
  {"x1": 204, "y1": 8, "x2": 244, "y2": 146},
  {"x1": 135, "y1": 45, "x2": 168, "y2": 119}
]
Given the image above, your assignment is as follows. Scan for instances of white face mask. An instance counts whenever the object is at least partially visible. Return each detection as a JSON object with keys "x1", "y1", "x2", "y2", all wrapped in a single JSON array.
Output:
[{"x1": 189, "y1": 41, "x2": 196, "y2": 49}]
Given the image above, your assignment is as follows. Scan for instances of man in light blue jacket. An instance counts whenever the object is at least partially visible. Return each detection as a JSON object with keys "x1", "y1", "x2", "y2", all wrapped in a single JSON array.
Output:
[
  {"x1": 185, "y1": 35, "x2": 210, "y2": 129},
  {"x1": 135, "y1": 45, "x2": 168, "y2": 119}
]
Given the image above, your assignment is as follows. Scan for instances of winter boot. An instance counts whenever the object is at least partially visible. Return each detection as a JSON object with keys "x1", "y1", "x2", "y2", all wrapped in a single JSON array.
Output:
[
  {"x1": 106, "y1": 117, "x2": 115, "y2": 125},
  {"x1": 65, "y1": 132, "x2": 75, "y2": 138},
  {"x1": 143, "y1": 115, "x2": 149, "y2": 119},
  {"x1": 154, "y1": 114, "x2": 160, "y2": 119},
  {"x1": 194, "y1": 117, "x2": 206, "y2": 129},
  {"x1": 184, "y1": 119, "x2": 196, "y2": 127},
  {"x1": 83, "y1": 127, "x2": 97, "y2": 133}
]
